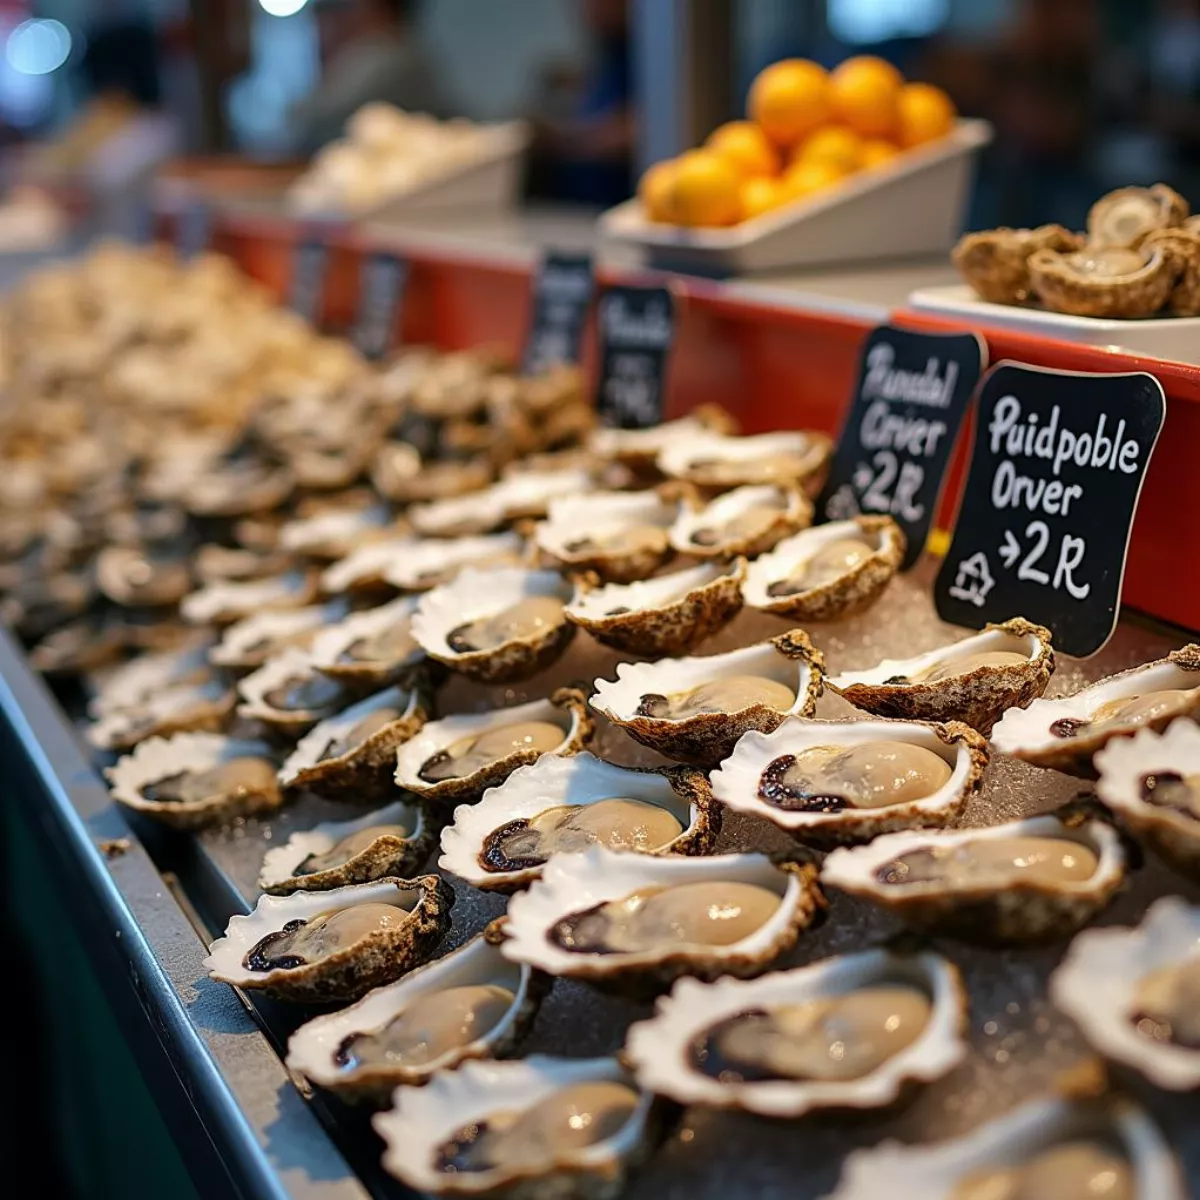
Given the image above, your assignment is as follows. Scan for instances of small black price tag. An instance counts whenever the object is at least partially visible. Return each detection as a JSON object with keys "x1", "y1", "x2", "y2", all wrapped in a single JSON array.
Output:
[
  {"x1": 594, "y1": 284, "x2": 676, "y2": 429},
  {"x1": 289, "y1": 238, "x2": 329, "y2": 326},
  {"x1": 352, "y1": 252, "x2": 408, "y2": 360},
  {"x1": 818, "y1": 325, "x2": 985, "y2": 570},
  {"x1": 176, "y1": 200, "x2": 213, "y2": 259},
  {"x1": 523, "y1": 251, "x2": 594, "y2": 376},
  {"x1": 935, "y1": 363, "x2": 1166, "y2": 657}
]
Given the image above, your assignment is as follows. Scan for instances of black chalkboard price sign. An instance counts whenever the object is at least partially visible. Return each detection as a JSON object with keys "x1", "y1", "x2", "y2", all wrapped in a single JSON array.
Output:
[
  {"x1": 523, "y1": 251, "x2": 594, "y2": 376},
  {"x1": 352, "y1": 251, "x2": 408, "y2": 360},
  {"x1": 289, "y1": 238, "x2": 329, "y2": 326},
  {"x1": 594, "y1": 284, "x2": 676, "y2": 429},
  {"x1": 935, "y1": 363, "x2": 1166, "y2": 657},
  {"x1": 817, "y1": 324, "x2": 985, "y2": 570},
  {"x1": 176, "y1": 200, "x2": 213, "y2": 260}
]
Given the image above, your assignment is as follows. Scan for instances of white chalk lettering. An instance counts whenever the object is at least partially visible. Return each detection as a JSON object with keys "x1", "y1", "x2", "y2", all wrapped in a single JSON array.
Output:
[{"x1": 863, "y1": 342, "x2": 958, "y2": 408}]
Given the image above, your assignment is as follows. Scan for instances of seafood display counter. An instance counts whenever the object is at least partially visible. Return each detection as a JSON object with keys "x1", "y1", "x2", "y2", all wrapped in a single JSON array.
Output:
[{"x1": 5, "y1": 227, "x2": 1200, "y2": 1200}]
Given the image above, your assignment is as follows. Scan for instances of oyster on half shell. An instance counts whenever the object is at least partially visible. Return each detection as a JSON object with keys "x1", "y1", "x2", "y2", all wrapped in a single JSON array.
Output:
[
  {"x1": 669, "y1": 483, "x2": 813, "y2": 560},
  {"x1": 181, "y1": 569, "x2": 318, "y2": 626},
  {"x1": 591, "y1": 629, "x2": 824, "y2": 767},
  {"x1": 1028, "y1": 240, "x2": 1182, "y2": 319},
  {"x1": 827, "y1": 618, "x2": 1054, "y2": 735},
  {"x1": 95, "y1": 543, "x2": 193, "y2": 608},
  {"x1": 657, "y1": 430, "x2": 832, "y2": 496},
  {"x1": 743, "y1": 516, "x2": 905, "y2": 623},
  {"x1": 307, "y1": 595, "x2": 425, "y2": 687},
  {"x1": 1088, "y1": 183, "x2": 1189, "y2": 249},
  {"x1": 204, "y1": 876, "x2": 454, "y2": 1004},
  {"x1": 372, "y1": 1056, "x2": 660, "y2": 1198},
  {"x1": 438, "y1": 751, "x2": 721, "y2": 892},
  {"x1": 710, "y1": 717, "x2": 988, "y2": 847},
  {"x1": 821, "y1": 810, "x2": 1126, "y2": 943},
  {"x1": 287, "y1": 932, "x2": 547, "y2": 1103},
  {"x1": 210, "y1": 602, "x2": 344, "y2": 672},
  {"x1": 952, "y1": 224, "x2": 1083, "y2": 305},
  {"x1": 87, "y1": 676, "x2": 234, "y2": 752},
  {"x1": 395, "y1": 689, "x2": 593, "y2": 806},
  {"x1": 500, "y1": 847, "x2": 824, "y2": 999},
  {"x1": 990, "y1": 644, "x2": 1200, "y2": 777},
  {"x1": 564, "y1": 558, "x2": 746, "y2": 659},
  {"x1": 106, "y1": 732, "x2": 281, "y2": 830},
  {"x1": 590, "y1": 405, "x2": 738, "y2": 474},
  {"x1": 379, "y1": 532, "x2": 526, "y2": 593},
  {"x1": 236, "y1": 646, "x2": 353, "y2": 735},
  {"x1": 625, "y1": 946, "x2": 966, "y2": 1117},
  {"x1": 259, "y1": 797, "x2": 433, "y2": 894}
]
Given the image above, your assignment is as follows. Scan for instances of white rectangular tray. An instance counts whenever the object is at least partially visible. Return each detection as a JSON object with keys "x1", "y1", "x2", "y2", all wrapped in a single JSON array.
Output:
[
  {"x1": 908, "y1": 282, "x2": 1200, "y2": 365},
  {"x1": 600, "y1": 119, "x2": 992, "y2": 275}
]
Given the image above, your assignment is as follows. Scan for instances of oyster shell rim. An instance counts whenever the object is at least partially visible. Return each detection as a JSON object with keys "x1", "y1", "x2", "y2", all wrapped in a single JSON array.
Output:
[
  {"x1": 306, "y1": 594, "x2": 425, "y2": 685},
  {"x1": 668, "y1": 482, "x2": 814, "y2": 560},
  {"x1": 656, "y1": 429, "x2": 833, "y2": 493},
  {"x1": 235, "y1": 645, "x2": 352, "y2": 730}
]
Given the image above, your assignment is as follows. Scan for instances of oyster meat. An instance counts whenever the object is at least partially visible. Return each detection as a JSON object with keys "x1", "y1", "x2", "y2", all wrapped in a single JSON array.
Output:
[
  {"x1": 1028, "y1": 241, "x2": 1182, "y2": 319},
  {"x1": 669, "y1": 483, "x2": 812, "y2": 560},
  {"x1": 419, "y1": 722, "x2": 565, "y2": 783}
]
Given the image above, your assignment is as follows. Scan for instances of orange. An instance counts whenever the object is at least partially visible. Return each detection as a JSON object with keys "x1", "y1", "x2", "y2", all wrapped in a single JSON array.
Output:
[
  {"x1": 739, "y1": 175, "x2": 785, "y2": 221},
  {"x1": 828, "y1": 55, "x2": 903, "y2": 139},
  {"x1": 860, "y1": 138, "x2": 902, "y2": 169},
  {"x1": 782, "y1": 158, "x2": 848, "y2": 202},
  {"x1": 794, "y1": 125, "x2": 863, "y2": 174},
  {"x1": 748, "y1": 58, "x2": 830, "y2": 148},
  {"x1": 639, "y1": 158, "x2": 679, "y2": 223},
  {"x1": 707, "y1": 120, "x2": 780, "y2": 179},
  {"x1": 670, "y1": 151, "x2": 743, "y2": 226},
  {"x1": 896, "y1": 82, "x2": 956, "y2": 147}
]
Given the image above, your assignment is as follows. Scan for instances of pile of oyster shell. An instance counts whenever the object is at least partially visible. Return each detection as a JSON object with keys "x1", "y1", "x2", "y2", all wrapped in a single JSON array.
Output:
[
  {"x1": 953, "y1": 183, "x2": 1200, "y2": 319},
  {"x1": 5, "y1": 242, "x2": 1199, "y2": 1200}
]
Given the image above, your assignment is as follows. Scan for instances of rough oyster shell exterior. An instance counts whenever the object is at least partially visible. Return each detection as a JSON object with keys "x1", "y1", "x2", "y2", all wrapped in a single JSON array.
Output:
[
  {"x1": 1087, "y1": 183, "x2": 1189, "y2": 248},
  {"x1": 1028, "y1": 243, "x2": 1180, "y2": 319},
  {"x1": 668, "y1": 483, "x2": 813, "y2": 560},
  {"x1": 951, "y1": 224, "x2": 1083, "y2": 304}
]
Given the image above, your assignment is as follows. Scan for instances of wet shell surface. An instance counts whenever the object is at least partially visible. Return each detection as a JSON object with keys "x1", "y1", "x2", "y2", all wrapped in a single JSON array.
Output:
[
  {"x1": 625, "y1": 946, "x2": 966, "y2": 1117},
  {"x1": 1094, "y1": 718, "x2": 1200, "y2": 879},
  {"x1": 87, "y1": 676, "x2": 234, "y2": 752},
  {"x1": 210, "y1": 603, "x2": 342, "y2": 672},
  {"x1": 307, "y1": 595, "x2": 424, "y2": 686},
  {"x1": 410, "y1": 469, "x2": 592, "y2": 538},
  {"x1": 500, "y1": 847, "x2": 824, "y2": 998},
  {"x1": 412, "y1": 567, "x2": 575, "y2": 684},
  {"x1": 380, "y1": 532, "x2": 526, "y2": 593},
  {"x1": 372, "y1": 1055, "x2": 657, "y2": 1198},
  {"x1": 1051, "y1": 896, "x2": 1200, "y2": 1091},
  {"x1": 286, "y1": 934, "x2": 546, "y2": 1104},
  {"x1": 279, "y1": 502, "x2": 394, "y2": 560},
  {"x1": 827, "y1": 618, "x2": 1054, "y2": 735},
  {"x1": 564, "y1": 558, "x2": 746, "y2": 658},
  {"x1": 204, "y1": 876, "x2": 454, "y2": 1004},
  {"x1": 824, "y1": 1093, "x2": 1186, "y2": 1200},
  {"x1": 438, "y1": 751, "x2": 721, "y2": 892},
  {"x1": 669, "y1": 484, "x2": 813, "y2": 560},
  {"x1": 657, "y1": 431, "x2": 832, "y2": 494},
  {"x1": 590, "y1": 629, "x2": 825, "y2": 767},
  {"x1": 395, "y1": 689, "x2": 594, "y2": 806},
  {"x1": 259, "y1": 797, "x2": 433, "y2": 894},
  {"x1": 88, "y1": 636, "x2": 213, "y2": 718},
  {"x1": 710, "y1": 717, "x2": 988, "y2": 846},
  {"x1": 535, "y1": 490, "x2": 677, "y2": 584},
  {"x1": 743, "y1": 516, "x2": 905, "y2": 622},
  {"x1": 181, "y1": 569, "x2": 318, "y2": 626},
  {"x1": 590, "y1": 405, "x2": 738, "y2": 469},
  {"x1": 236, "y1": 646, "x2": 352, "y2": 733},
  {"x1": 990, "y1": 644, "x2": 1200, "y2": 778},
  {"x1": 821, "y1": 811, "x2": 1126, "y2": 943},
  {"x1": 106, "y1": 731, "x2": 282, "y2": 830},
  {"x1": 278, "y1": 683, "x2": 430, "y2": 798},
  {"x1": 320, "y1": 536, "x2": 417, "y2": 595}
]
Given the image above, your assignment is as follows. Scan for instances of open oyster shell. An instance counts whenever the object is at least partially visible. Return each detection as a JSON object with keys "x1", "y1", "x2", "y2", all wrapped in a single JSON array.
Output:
[
  {"x1": 185, "y1": 456, "x2": 294, "y2": 518},
  {"x1": 87, "y1": 676, "x2": 234, "y2": 752},
  {"x1": 412, "y1": 567, "x2": 574, "y2": 684},
  {"x1": 88, "y1": 635, "x2": 213, "y2": 718},
  {"x1": 371, "y1": 444, "x2": 494, "y2": 504},
  {"x1": 319, "y1": 536, "x2": 417, "y2": 595},
  {"x1": 236, "y1": 646, "x2": 353, "y2": 734},
  {"x1": 825, "y1": 1092, "x2": 1185, "y2": 1200},
  {"x1": 410, "y1": 469, "x2": 592, "y2": 538},
  {"x1": 657, "y1": 430, "x2": 832, "y2": 495},
  {"x1": 743, "y1": 516, "x2": 905, "y2": 622},
  {"x1": 1028, "y1": 241, "x2": 1182, "y2": 319},
  {"x1": 500, "y1": 847, "x2": 824, "y2": 999},
  {"x1": 1051, "y1": 897, "x2": 1200, "y2": 1091},
  {"x1": 259, "y1": 797, "x2": 432, "y2": 894},
  {"x1": 204, "y1": 876, "x2": 454, "y2": 1004},
  {"x1": 372, "y1": 1055, "x2": 659, "y2": 1198},
  {"x1": 438, "y1": 751, "x2": 720, "y2": 892},
  {"x1": 95, "y1": 543, "x2": 193, "y2": 608},
  {"x1": 106, "y1": 731, "x2": 281, "y2": 830},
  {"x1": 279, "y1": 502, "x2": 394, "y2": 560},
  {"x1": 278, "y1": 683, "x2": 430, "y2": 798},
  {"x1": 395, "y1": 689, "x2": 593, "y2": 806},
  {"x1": 591, "y1": 629, "x2": 824, "y2": 767},
  {"x1": 564, "y1": 558, "x2": 746, "y2": 658},
  {"x1": 669, "y1": 483, "x2": 812, "y2": 560},
  {"x1": 951, "y1": 224, "x2": 1084, "y2": 304},
  {"x1": 379, "y1": 532, "x2": 526, "y2": 593},
  {"x1": 307, "y1": 595, "x2": 425, "y2": 687},
  {"x1": 210, "y1": 602, "x2": 343, "y2": 672},
  {"x1": 827, "y1": 618, "x2": 1054, "y2": 735},
  {"x1": 286, "y1": 932, "x2": 547, "y2": 1104},
  {"x1": 1087, "y1": 183, "x2": 1188, "y2": 248},
  {"x1": 625, "y1": 946, "x2": 966, "y2": 1117},
  {"x1": 710, "y1": 717, "x2": 987, "y2": 847},
  {"x1": 1094, "y1": 718, "x2": 1200, "y2": 879},
  {"x1": 181, "y1": 569, "x2": 318, "y2": 626},
  {"x1": 590, "y1": 404, "x2": 738, "y2": 472},
  {"x1": 535, "y1": 490, "x2": 676, "y2": 584},
  {"x1": 990, "y1": 644, "x2": 1200, "y2": 777},
  {"x1": 821, "y1": 811, "x2": 1126, "y2": 943}
]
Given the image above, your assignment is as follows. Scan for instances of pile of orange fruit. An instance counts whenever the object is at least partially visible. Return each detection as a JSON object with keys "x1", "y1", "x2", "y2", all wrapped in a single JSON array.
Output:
[{"x1": 638, "y1": 55, "x2": 957, "y2": 228}]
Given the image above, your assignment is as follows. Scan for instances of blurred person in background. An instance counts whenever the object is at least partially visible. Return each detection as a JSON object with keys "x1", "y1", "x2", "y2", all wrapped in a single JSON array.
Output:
[
  {"x1": 287, "y1": 0, "x2": 452, "y2": 153},
  {"x1": 526, "y1": 0, "x2": 635, "y2": 208}
]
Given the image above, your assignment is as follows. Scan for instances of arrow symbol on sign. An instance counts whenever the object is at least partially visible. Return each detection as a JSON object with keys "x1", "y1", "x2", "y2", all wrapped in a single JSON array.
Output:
[{"x1": 999, "y1": 529, "x2": 1021, "y2": 568}]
